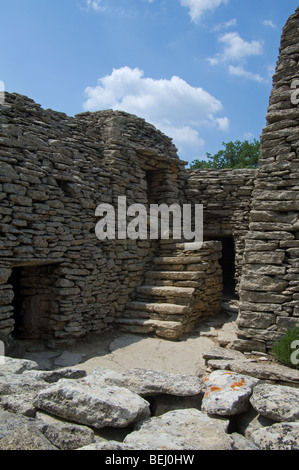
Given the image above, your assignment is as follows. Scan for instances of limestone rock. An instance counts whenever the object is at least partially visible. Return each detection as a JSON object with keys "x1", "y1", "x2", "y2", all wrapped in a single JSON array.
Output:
[
  {"x1": 0, "y1": 357, "x2": 39, "y2": 375},
  {"x1": 85, "y1": 367, "x2": 203, "y2": 397},
  {"x1": 0, "y1": 424, "x2": 57, "y2": 450},
  {"x1": 123, "y1": 408, "x2": 251, "y2": 450},
  {"x1": 0, "y1": 409, "x2": 36, "y2": 440},
  {"x1": 201, "y1": 370, "x2": 260, "y2": 416},
  {"x1": 250, "y1": 383, "x2": 299, "y2": 422},
  {"x1": 34, "y1": 378, "x2": 150, "y2": 429},
  {"x1": 78, "y1": 441, "x2": 138, "y2": 450},
  {"x1": 36, "y1": 412, "x2": 95, "y2": 450},
  {"x1": 251, "y1": 422, "x2": 299, "y2": 450},
  {"x1": 23, "y1": 367, "x2": 87, "y2": 383},
  {"x1": 230, "y1": 360, "x2": 299, "y2": 384},
  {"x1": 53, "y1": 351, "x2": 86, "y2": 367},
  {"x1": 0, "y1": 373, "x2": 48, "y2": 417}
]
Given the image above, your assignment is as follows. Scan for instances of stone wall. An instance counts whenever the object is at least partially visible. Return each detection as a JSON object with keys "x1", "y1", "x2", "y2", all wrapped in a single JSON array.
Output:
[
  {"x1": 236, "y1": 7, "x2": 299, "y2": 352},
  {"x1": 1, "y1": 6, "x2": 299, "y2": 351},
  {"x1": 0, "y1": 93, "x2": 185, "y2": 342},
  {"x1": 184, "y1": 169, "x2": 256, "y2": 292}
]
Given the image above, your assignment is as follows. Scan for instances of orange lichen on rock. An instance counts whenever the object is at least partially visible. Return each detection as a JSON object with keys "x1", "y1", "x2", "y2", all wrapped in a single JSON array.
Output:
[
  {"x1": 230, "y1": 379, "x2": 246, "y2": 390},
  {"x1": 204, "y1": 386, "x2": 222, "y2": 398}
]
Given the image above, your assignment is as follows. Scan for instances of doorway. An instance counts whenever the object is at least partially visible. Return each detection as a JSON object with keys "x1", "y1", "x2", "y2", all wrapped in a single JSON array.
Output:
[{"x1": 8, "y1": 263, "x2": 58, "y2": 339}]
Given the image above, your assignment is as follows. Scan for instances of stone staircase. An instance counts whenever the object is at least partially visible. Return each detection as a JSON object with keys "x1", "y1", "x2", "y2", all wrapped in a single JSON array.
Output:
[{"x1": 115, "y1": 240, "x2": 223, "y2": 340}]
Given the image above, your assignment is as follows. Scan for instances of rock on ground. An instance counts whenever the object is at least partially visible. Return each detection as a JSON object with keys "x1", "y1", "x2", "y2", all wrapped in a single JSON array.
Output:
[
  {"x1": 123, "y1": 408, "x2": 255, "y2": 450},
  {"x1": 201, "y1": 370, "x2": 260, "y2": 416},
  {"x1": 34, "y1": 378, "x2": 150, "y2": 429},
  {"x1": 0, "y1": 424, "x2": 57, "y2": 450},
  {"x1": 251, "y1": 422, "x2": 299, "y2": 451},
  {"x1": 250, "y1": 383, "x2": 299, "y2": 422},
  {"x1": 85, "y1": 367, "x2": 203, "y2": 397}
]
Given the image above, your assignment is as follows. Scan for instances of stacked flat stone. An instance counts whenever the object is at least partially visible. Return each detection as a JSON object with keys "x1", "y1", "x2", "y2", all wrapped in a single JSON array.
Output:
[
  {"x1": 185, "y1": 169, "x2": 256, "y2": 291},
  {"x1": 236, "y1": 7, "x2": 299, "y2": 352},
  {"x1": 0, "y1": 94, "x2": 185, "y2": 342}
]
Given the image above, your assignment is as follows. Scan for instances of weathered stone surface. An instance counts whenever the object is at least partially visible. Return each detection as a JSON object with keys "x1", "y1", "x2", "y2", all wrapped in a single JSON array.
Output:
[
  {"x1": 0, "y1": 409, "x2": 36, "y2": 440},
  {"x1": 237, "y1": 6, "x2": 299, "y2": 352},
  {"x1": 0, "y1": 424, "x2": 57, "y2": 450},
  {"x1": 0, "y1": 373, "x2": 48, "y2": 417},
  {"x1": 201, "y1": 370, "x2": 260, "y2": 416},
  {"x1": 251, "y1": 422, "x2": 299, "y2": 450},
  {"x1": 36, "y1": 412, "x2": 95, "y2": 450},
  {"x1": 78, "y1": 441, "x2": 137, "y2": 451},
  {"x1": 34, "y1": 378, "x2": 151, "y2": 429},
  {"x1": 250, "y1": 383, "x2": 299, "y2": 422},
  {"x1": 85, "y1": 367, "x2": 203, "y2": 397},
  {"x1": 0, "y1": 357, "x2": 39, "y2": 374},
  {"x1": 124, "y1": 408, "x2": 253, "y2": 450},
  {"x1": 203, "y1": 346, "x2": 245, "y2": 363},
  {"x1": 22, "y1": 367, "x2": 87, "y2": 383},
  {"x1": 230, "y1": 360, "x2": 299, "y2": 384},
  {"x1": 53, "y1": 351, "x2": 86, "y2": 367}
]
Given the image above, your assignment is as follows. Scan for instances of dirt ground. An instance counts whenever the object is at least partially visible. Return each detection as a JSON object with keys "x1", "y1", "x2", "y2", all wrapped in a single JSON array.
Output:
[{"x1": 13, "y1": 300, "x2": 239, "y2": 376}]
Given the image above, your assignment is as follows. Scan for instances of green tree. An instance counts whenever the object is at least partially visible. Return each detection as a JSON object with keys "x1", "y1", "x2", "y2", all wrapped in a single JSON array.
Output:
[{"x1": 190, "y1": 139, "x2": 260, "y2": 170}]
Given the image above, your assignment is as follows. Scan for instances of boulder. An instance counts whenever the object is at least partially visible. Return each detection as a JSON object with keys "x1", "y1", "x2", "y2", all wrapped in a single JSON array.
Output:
[
  {"x1": 85, "y1": 367, "x2": 203, "y2": 397},
  {"x1": 251, "y1": 422, "x2": 299, "y2": 450},
  {"x1": 36, "y1": 412, "x2": 95, "y2": 450},
  {"x1": 250, "y1": 383, "x2": 299, "y2": 422},
  {"x1": 0, "y1": 373, "x2": 48, "y2": 417},
  {"x1": 0, "y1": 357, "x2": 39, "y2": 375},
  {"x1": 34, "y1": 378, "x2": 150, "y2": 429},
  {"x1": 201, "y1": 370, "x2": 260, "y2": 416},
  {"x1": 123, "y1": 408, "x2": 254, "y2": 450},
  {"x1": 0, "y1": 424, "x2": 57, "y2": 450}
]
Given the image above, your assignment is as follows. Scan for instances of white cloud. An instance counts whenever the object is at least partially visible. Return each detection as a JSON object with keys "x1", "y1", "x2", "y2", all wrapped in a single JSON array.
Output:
[
  {"x1": 262, "y1": 19, "x2": 276, "y2": 29},
  {"x1": 85, "y1": 0, "x2": 105, "y2": 12},
  {"x1": 213, "y1": 18, "x2": 237, "y2": 31},
  {"x1": 228, "y1": 65, "x2": 264, "y2": 83},
  {"x1": 208, "y1": 32, "x2": 263, "y2": 64},
  {"x1": 83, "y1": 66, "x2": 229, "y2": 159},
  {"x1": 179, "y1": 0, "x2": 229, "y2": 23}
]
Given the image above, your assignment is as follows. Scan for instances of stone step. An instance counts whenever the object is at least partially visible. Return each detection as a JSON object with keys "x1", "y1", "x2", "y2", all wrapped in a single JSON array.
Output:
[
  {"x1": 126, "y1": 301, "x2": 191, "y2": 315},
  {"x1": 137, "y1": 285, "x2": 195, "y2": 299},
  {"x1": 159, "y1": 241, "x2": 203, "y2": 252},
  {"x1": 154, "y1": 256, "x2": 205, "y2": 266},
  {"x1": 114, "y1": 318, "x2": 184, "y2": 340},
  {"x1": 145, "y1": 271, "x2": 203, "y2": 281}
]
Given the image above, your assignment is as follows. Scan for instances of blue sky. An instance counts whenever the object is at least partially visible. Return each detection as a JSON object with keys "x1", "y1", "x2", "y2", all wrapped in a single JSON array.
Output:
[{"x1": 0, "y1": 0, "x2": 298, "y2": 165}]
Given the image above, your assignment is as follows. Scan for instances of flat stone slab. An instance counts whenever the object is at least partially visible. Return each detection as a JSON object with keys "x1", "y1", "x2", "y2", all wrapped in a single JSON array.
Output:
[
  {"x1": 0, "y1": 357, "x2": 38, "y2": 375},
  {"x1": 22, "y1": 367, "x2": 87, "y2": 383},
  {"x1": 0, "y1": 373, "x2": 48, "y2": 417},
  {"x1": 34, "y1": 378, "x2": 150, "y2": 429},
  {"x1": 201, "y1": 370, "x2": 260, "y2": 416},
  {"x1": 0, "y1": 424, "x2": 57, "y2": 450},
  {"x1": 36, "y1": 412, "x2": 95, "y2": 450},
  {"x1": 123, "y1": 408, "x2": 253, "y2": 450},
  {"x1": 250, "y1": 383, "x2": 299, "y2": 422},
  {"x1": 251, "y1": 422, "x2": 299, "y2": 451},
  {"x1": 85, "y1": 367, "x2": 203, "y2": 397},
  {"x1": 53, "y1": 351, "x2": 86, "y2": 368},
  {"x1": 230, "y1": 360, "x2": 299, "y2": 384}
]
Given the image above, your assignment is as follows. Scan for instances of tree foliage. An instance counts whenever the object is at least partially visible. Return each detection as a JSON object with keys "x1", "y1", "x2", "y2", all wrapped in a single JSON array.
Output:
[{"x1": 190, "y1": 139, "x2": 260, "y2": 170}]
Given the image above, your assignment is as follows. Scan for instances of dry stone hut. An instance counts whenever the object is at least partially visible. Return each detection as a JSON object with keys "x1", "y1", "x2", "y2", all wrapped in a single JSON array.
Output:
[{"x1": 0, "y1": 7, "x2": 299, "y2": 355}]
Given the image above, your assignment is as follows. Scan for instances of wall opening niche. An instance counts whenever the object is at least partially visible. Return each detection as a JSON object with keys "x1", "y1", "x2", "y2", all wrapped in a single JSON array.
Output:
[{"x1": 8, "y1": 262, "x2": 60, "y2": 339}]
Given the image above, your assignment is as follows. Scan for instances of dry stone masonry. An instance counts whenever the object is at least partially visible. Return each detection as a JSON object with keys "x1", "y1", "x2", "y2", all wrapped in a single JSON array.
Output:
[
  {"x1": 236, "y1": 7, "x2": 299, "y2": 353},
  {"x1": 0, "y1": 352, "x2": 298, "y2": 450},
  {"x1": 0, "y1": 7, "x2": 299, "y2": 356}
]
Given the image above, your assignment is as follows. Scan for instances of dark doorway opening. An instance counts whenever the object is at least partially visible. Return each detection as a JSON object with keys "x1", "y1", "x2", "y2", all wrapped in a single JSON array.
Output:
[
  {"x1": 218, "y1": 236, "x2": 236, "y2": 299},
  {"x1": 145, "y1": 170, "x2": 164, "y2": 204},
  {"x1": 205, "y1": 235, "x2": 237, "y2": 299},
  {"x1": 8, "y1": 263, "x2": 58, "y2": 339}
]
